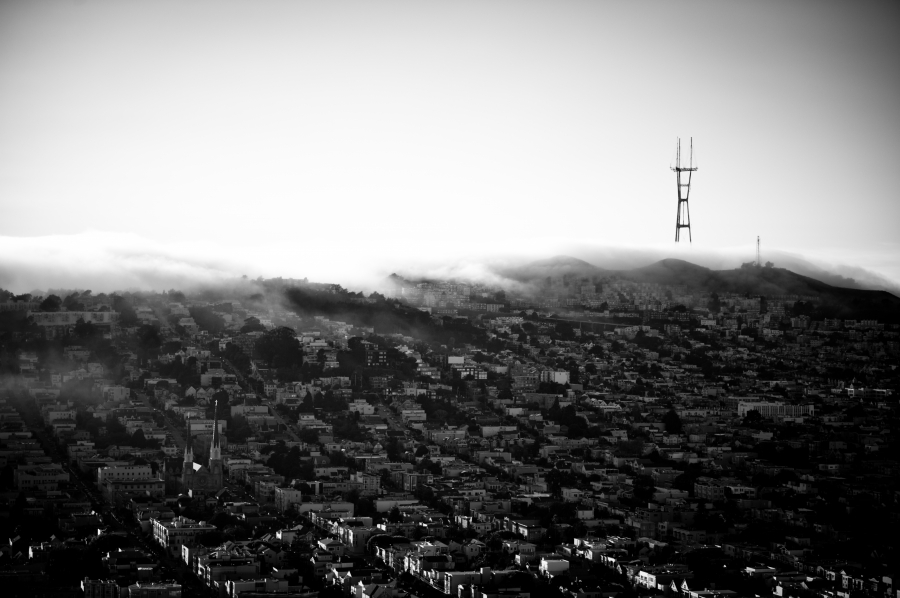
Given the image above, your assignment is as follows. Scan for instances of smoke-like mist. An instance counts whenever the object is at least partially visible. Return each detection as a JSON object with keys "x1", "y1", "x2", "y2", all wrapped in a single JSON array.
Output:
[
  {"x1": 1, "y1": 232, "x2": 897, "y2": 298},
  {"x1": 0, "y1": 232, "x2": 246, "y2": 293}
]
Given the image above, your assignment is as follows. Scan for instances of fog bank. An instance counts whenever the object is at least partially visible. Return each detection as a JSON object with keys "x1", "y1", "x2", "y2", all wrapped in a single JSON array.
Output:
[{"x1": 0, "y1": 232, "x2": 897, "y2": 298}]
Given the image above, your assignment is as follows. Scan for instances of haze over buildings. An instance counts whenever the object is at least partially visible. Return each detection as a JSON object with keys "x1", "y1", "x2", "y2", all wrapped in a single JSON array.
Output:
[{"x1": 2, "y1": 3, "x2": 900, "y2": 597}]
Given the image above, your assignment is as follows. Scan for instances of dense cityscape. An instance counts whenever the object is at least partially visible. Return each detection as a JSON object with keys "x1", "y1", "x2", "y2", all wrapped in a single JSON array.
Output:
[{"x1": 0, "y1": 263, "x2": 897, "y2": 598}]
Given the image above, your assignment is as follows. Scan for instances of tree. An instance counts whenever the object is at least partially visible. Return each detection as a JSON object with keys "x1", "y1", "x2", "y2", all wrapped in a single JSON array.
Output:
[
  {"x1": 74, "y1": 317, "x2": 99, "y2": 338},
  {"x1": 63, "y1": 292, "x2": 86, "y2": 311},
  {"x1": 742, "y1": 409, "x2": 763, "y2": 428},
  {"x1": 301, "y1": 391, "x2": 314, "y2": 412},
  {"x1": 111, "y1": 295, "x2": 138, "y2": 326},
  {"x1": 137, "y1": 325, "x2": 162, "y2": 353},
  {"x1": 241, "y1": 317, "x2": 266, "y2": 333},
  {"x1": 632, "y1": 474, "x2": 656, "y2": 503},
  {"x1": 255, "y1": 327, "x2": 303, "y2": 371},
  {"x1": 162, "y1": 340, "x2": 183, "y2": 354},
  {"x1": 189, "y1": 306, "x2": 226, "y2": 334},
  {"x1": 299, "y1": 429, "x2": 319, "y2": 444},
  {"x1": 40, "y1": 294, "x2": 62, "y2": 312},
  {"x1": 663, "y1": 409, "x2": 683, "y2": 434},
  {"x1": 131, "y1": 429, "x2": 147, "y2": 448},
  {"x1": 227, "y1": 415, "x2": 253, "y2": 443}
]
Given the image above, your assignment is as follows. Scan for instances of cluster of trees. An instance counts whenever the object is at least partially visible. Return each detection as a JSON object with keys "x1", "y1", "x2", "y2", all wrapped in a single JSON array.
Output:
[
  {"x1": 254, "y1": 327, "x2": 304, "y2": 381},
  {"x1": 225, "y1": 414, "x2": 254, "y2": 443},
  {"x1": 663, "y1": 409, "x2": 683, "y2": 434},
  {"x1": 5, "y1": 289, "x2": 121, "y2": 314},
  {"x1": 332, "y1": 411, "x2": 367, "y2": 442},
  {"x1": 134, "y1": 324, "x2": 162, "y2": 358},
  {"x1": 264, "y1": 443, "x2": 314, "y2": 480},
  {"x1": 415, "y1": 394, "x2": 469, "y2": 427},
  {"x1": 547, "y1": 401, "x2": 602, "y2": 439},
  {"x1": 188, "y1": 306, "x2": 227, "y2": 335},
  {"x1": 241, "y1": 317, "x2": 267, "y2": 333},
  {"x1": 111, "y1": 295, "x2": 138, "y2": 326},
  {"x1": 414, "y1": 456, "x2": 443, "y2": 476},
  {"x1": 741, "y1": 408, "x2": 763, "y2": 428},
  {"x1": 283, "y1": 285, "x2": 453, "y2": 343},
  {"x1": 0, "y1": 310, "x2": 39, "y2": 364},
  {"x1": 1, "y1": 292, "x2": 136, "y2": 370},
  {"x1": 98, "y1": 417, "x2": 159, "y2": 450},
  {"x1": 299, "y1": 389, "x2": 348, "y2": 413},
  {"x1": 195, "y1": 511, "x2": 251, "y2": 545},
  {"x1": 221, "y1": 342, "x2": 251, "y2": 373},
  {"x1": 157, "y1": 356, "x2": 201, "y2": 388},
  {"x1": 129, "y1": 429, "x2": 162, "y2": 450},
  {"x1": 537, "y1": 380, "x2": 568, "y2": 394},
  {"x1": 631, "y1": 474, "x2": 657, "y2": 503}
]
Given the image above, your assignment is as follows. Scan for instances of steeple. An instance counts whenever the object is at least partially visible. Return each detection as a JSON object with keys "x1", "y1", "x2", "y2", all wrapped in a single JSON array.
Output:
[
  {"x1": 183, "y1": 415, "x2": 194, "y2": 464},
  {"x1": 209, "y1": 398, "x2": 222, "y2": 463}
]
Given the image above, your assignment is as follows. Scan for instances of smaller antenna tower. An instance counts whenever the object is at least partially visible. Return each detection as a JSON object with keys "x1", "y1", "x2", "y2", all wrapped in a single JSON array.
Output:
[
  {"x1": 672, "y1": 137, "x2": 698, "y2": 242},
  {"x1": 757, "y1": 236, "x2": 760, "y2": 267}
]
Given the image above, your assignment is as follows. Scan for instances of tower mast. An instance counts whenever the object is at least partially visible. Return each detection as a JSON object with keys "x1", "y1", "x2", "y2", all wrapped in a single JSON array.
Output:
[{"x1": 672, "y1": 137, "x2": 698, "y2": 242}]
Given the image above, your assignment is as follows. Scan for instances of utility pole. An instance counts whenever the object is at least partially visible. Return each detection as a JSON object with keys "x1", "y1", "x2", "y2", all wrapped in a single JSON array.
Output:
[{"x1": 672, "y1": 137, "x2": 698, "y2": 242}]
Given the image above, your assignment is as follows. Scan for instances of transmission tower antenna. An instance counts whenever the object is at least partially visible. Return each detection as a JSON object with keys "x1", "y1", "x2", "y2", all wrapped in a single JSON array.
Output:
[
  {"x1": 757, "y1": 236, "x2": 760, "y2": 267},
  {"x1": 672, "y1": 137, "x2": 698, "y2": 242}
]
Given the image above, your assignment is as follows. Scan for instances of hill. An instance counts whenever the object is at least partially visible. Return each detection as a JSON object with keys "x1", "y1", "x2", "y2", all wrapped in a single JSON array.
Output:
[
  {"x1": 499, "y1": 256, "x2": 900, "y2": 322},
  {"x1": 614, "y1": 258, "x2": 717, "y2": 287},
  {"x1": 494, "y1": 255, "x2": 606, "y2": 283},
  {"x1": 622, "y1": 260, "x2": 900, "y2": 322}
]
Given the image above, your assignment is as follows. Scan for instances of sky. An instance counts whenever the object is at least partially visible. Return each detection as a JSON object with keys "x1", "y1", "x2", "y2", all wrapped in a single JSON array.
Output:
[{"x1": 1, "y1": 0, "x2": 899, "y2": 293}]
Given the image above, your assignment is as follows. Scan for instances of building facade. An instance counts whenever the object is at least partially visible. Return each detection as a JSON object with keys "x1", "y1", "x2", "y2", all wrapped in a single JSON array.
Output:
[{"x1": 181, "y1": 400, "x2": 224, "y2": 497}]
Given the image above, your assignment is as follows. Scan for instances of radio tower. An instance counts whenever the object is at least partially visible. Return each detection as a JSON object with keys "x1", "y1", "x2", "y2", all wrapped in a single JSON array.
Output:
[
  {"x1": 672, "y1": 137, "x2": 697, "y2": 242},
  {"x1": 757, "y1": 236, "x2": 761, "y2": 267}
]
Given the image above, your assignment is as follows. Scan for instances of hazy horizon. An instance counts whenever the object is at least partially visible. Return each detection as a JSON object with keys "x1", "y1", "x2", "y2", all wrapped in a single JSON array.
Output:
[{"x1": 1, "y1": 230, "x2": 897, "y2": 297}]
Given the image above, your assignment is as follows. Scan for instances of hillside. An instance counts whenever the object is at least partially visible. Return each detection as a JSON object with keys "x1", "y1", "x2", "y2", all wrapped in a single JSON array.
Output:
[
  {"x1": 495, "y1": 255, "x2": 606, "y2": 283},
  {"x1": 625, "y1": 260, "x2": 900, "y2": 322},
  {"x1": 500, "y1": 256, "x2": 900, "y2": 322}
]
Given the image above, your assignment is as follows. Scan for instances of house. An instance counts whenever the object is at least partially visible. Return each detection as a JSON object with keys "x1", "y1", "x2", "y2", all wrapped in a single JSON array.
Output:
[{"x1": 540, "y1": 558, "x2": 570, "y2": 578}]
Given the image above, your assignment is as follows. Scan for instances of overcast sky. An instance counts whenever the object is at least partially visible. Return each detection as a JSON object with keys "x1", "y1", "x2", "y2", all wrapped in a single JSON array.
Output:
[{"x1": 1, "y1": 0, "x2": 899, "y2": 292}]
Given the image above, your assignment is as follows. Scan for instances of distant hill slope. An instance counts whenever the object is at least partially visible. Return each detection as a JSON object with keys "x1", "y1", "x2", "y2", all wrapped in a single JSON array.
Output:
[
  {"x1": 528, "y1": 255, "x2": 601, "y2": 269},
  {"x1": 500, "y1": 256, "x2": 900, "y2": 322},
  {"x1": 615, "y1": 258, "x2": 717, "y2": 287},
  {"x1": 494, "y1": 255, "x2": 606, "y2": 282},
  {"x1": 616, "y1": 259, "x2": 900, "y2": 321}
]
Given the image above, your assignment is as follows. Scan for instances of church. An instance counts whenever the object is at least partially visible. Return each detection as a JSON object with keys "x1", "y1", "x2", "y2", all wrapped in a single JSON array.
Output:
[{"x1": 181, "y1": 399, "x2": 224, "y2": 497}]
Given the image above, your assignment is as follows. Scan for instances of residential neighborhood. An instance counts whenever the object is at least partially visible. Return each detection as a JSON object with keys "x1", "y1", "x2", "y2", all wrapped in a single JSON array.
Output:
[{"x1": 0, "y1": 275, "x2": 897, "y2": 598}]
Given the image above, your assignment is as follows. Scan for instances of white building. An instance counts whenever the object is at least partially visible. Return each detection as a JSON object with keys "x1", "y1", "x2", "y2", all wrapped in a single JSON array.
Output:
[
  {"x1": 540, "y1": 370, "x2": 570, "y2": 385},
  {"x1": 348, "y1": 401, "x2": 375, "y2": 415},
  {"x1": 539, "y1": 557, "x2": 570, "y2": 577},
  {"x1": 737, "y1": 400, "x2": 814, "y2": 419},
  {"x1": 97, "y1": 464, "x2": 154, "y2": 486},
  {"x1": 401, "y1": 409, "x2": 427, "y2": 423}
]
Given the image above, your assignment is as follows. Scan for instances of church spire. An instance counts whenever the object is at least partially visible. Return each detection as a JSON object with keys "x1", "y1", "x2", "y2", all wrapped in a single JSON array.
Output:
[
  {"x1": 183, "y1": 414, "x2": 194, "y2": 464},
  {"x1": 209, "y1": 397, "x2": 222, "y2": 463}
]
